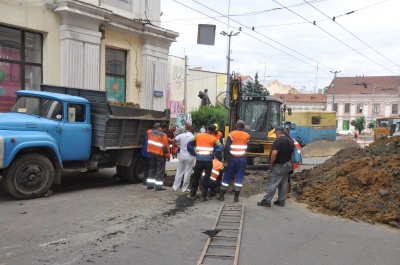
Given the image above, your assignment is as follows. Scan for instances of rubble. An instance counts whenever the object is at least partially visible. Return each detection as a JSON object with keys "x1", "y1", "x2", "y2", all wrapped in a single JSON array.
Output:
[{"x1": 293, "y1": 136, "x2": 400, "y2": 229}]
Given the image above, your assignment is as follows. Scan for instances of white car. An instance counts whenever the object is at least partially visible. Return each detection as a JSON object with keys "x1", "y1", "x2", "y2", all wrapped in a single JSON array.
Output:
[{"x1": 337, "y1": 130, "x2": 354, "y2": 135}]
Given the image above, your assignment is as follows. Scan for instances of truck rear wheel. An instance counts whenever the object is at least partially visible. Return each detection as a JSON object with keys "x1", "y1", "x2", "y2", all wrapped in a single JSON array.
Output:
[
  {"x1": 133, "y1": 156, "x2": 145, "y2": 183},
  {"x1": 116, "y1": 165, "x2": 137, "y2": 184},
  {"x1": 2, "y1": 154, "x2": 55, "y2": 200}
]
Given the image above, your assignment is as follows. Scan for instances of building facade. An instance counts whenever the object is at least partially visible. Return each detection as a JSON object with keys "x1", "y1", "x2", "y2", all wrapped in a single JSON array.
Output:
[
  {"x1": 0, "y1": 0, "x2": 178, "y2": 112},
  {"x1": 167, "y1": 55, "x2": 226, "y2": 120},
  {"x1": 326, "y1": 76, "x2": 400, "y2": 132}
]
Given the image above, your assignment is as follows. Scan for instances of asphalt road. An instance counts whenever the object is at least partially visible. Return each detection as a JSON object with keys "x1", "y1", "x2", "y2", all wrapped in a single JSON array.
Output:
[{"x1": 0, "y1": 157, "x2": 399, "y2": 265}]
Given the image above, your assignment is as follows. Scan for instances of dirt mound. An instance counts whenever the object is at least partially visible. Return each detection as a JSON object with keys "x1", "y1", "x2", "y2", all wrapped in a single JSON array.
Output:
[
  {"x1": 301, "y1": 139, "x2": 360, "y2": 157},
  {"x1": 293, "y1": 136, "x2": 400, "y2": 229}
]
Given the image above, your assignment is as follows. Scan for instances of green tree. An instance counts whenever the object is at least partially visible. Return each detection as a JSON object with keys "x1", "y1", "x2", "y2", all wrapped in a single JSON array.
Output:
[
  {"x1": 351, "y1": 116, "x2": 366, "y2": 134},
  {"x1": 242, "y1": 72, "x2": 270, "y2": 96},
  {"x1": 190, "y1": 104, "x2": 228, "y2": 134}
]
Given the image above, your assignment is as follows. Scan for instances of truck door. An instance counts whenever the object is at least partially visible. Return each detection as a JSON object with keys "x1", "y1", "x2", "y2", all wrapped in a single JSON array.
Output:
[{"x1": 59, "y1": 103, "x2": 91, "y2": 161}]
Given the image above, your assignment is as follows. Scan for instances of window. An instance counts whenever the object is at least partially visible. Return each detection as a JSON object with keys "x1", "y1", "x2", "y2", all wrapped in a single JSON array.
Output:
[
  {"x1": 357, "y1": 103, "x2": 363, "y2": 113},
  {"x1": 311, "y1": 116, "x2": 321, "y2": 125},
  {"x1": 105, "y1": 48, "x2": 126, "y2": 102},
  {"x1": 0, "y1": 25, "x2": 43, "y2": 112},
  {"x1": 392, "y1": 104, "x2": 398, "y2": 115},
  {"x1": 344, "y1": 103, "x2": 350, "y2": 113},
  {"x1": 373, "y1": 103, "x2": 380, "y2": 115},
  {"x1": 67, "y1": 103, "x2": 86, "y2": 122},
  {"x1": 334, "y1": 103, "x2": 338, "y2": 112}
]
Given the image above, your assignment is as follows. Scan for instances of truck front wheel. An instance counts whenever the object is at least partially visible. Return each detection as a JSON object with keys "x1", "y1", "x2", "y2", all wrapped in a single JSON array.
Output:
[{"x1": 2, "y1": 154, "x2": 55, "y2": 200}]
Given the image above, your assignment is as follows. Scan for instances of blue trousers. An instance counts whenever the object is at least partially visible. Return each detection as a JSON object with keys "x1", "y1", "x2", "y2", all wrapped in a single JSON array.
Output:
[{"x1": 221, "y1": 156, "x2": 247, "y2": 191}]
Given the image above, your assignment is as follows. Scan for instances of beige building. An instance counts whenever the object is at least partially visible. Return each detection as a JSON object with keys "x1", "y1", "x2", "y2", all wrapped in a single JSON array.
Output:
[
  {"x1": 326, "y1": 76, "x2": 400, "y2": 132},
  {"x1": 0, "y1": 0, "x2": 178, "y2": 112}
]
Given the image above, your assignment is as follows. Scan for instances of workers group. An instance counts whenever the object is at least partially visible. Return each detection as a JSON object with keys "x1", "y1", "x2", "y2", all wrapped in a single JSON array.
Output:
[{"x1": 141, "y1": 120, "x2": 251, "y2": 203}]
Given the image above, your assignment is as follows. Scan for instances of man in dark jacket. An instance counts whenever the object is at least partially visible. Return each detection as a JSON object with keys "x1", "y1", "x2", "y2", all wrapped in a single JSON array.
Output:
[{"x1": 258, "y1": 126, "x2": 294, "y2": 207}]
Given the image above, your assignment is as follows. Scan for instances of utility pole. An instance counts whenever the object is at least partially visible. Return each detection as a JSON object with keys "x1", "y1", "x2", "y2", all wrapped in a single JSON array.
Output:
[
  {"x1": 184, "y1": 55, "x2": 188, "y2": 114},
  {"x1": 329, "y1": 70, "x2": 341, "y2": 111},
  {"x1": 220, "y1": 30, "x2": 240, "y2": 107}
]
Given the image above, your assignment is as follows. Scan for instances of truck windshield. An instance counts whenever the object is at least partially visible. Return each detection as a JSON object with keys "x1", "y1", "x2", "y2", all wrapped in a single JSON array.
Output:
[{"x1": 10, "y1": 96, "x2": 63, "y2": 120}]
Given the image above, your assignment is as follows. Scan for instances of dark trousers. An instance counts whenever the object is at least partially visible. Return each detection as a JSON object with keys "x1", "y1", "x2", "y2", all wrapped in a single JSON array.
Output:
[
  {"x1": 147, "y1": 154, "x2": 166, "y2": 188},
  {"x1": 192, "y1": 160, "x2": 213, "y2": 192},
  {"x1": 143, "y1": 156, "x2": 150, "y2": 184}
]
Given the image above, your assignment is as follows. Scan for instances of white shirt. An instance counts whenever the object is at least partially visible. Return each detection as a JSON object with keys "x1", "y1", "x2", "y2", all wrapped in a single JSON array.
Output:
[
  {"x1": 200, "y1": 127, "x2": 206, "y2": 133},
  {"x1": 175, "y1": 131, "x2": 194, "y2": 156}
]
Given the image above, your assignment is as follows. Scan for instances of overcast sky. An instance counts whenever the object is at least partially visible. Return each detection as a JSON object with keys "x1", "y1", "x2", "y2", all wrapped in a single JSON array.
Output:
[{"x1": 160, "y1": 0, "x2": 400, "y2": 93}]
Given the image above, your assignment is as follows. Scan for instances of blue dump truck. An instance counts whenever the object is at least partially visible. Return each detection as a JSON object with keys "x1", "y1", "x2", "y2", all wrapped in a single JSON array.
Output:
[
  {"x1": 0, "y1": 85, "x2": 169, "y2": 200},
  {"x1": 285, "y1": 110, "x2": 336, "y2": 146}
]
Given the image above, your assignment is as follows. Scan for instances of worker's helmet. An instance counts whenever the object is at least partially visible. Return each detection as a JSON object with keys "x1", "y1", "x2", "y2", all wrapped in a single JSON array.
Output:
[{"x1": 214, "y1": 123, "x2": 219, "y2": 131}]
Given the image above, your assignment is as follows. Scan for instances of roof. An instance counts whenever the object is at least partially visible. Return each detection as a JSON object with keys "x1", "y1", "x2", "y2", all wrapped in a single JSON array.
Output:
[
  {"x1": 15, "y1": 90, "x2": 90, "y2": 104},
  {"x1": 272, "y1": 93, "x2": 326, "y2": 103},
  {"x1": 325, "y1": 76, "x2": 400, "y2": 95}
]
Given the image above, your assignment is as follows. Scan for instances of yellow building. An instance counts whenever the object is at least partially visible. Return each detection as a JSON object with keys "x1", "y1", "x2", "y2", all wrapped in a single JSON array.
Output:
[{"x1": 0, "y1": 0, "x2": 178, "y2": 112}]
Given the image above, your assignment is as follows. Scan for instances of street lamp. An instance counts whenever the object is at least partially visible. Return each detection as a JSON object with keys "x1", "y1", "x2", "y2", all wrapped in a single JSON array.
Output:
[
  {"x1": 221, "y1": 30, "x2": 240, "y2": 107},
  {"x1": 330, "y1": 70, "x2": 341, "y2": 111}
]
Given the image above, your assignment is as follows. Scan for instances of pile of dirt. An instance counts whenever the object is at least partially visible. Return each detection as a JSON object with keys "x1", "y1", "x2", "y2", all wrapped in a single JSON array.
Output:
[
  {"x1": 293, "y1": 136, "x2": 400, "y2": 229},
  {"x1": 301, "y1": 139, "x2": 360, "y2": 157},
  {"x1": 108, "y1": 100, "x2": 140, "y2": 108}
]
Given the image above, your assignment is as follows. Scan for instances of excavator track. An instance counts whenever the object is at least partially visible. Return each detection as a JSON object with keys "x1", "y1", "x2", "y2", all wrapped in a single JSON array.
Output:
[{"x1": 197, "y1": 202, "x2": 245, "y2": 265}]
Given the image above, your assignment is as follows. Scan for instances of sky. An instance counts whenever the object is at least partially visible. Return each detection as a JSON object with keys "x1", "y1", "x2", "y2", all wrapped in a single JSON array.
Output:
[{"x1": 160, "y1": 0, "x2": 400, "y2": 93}]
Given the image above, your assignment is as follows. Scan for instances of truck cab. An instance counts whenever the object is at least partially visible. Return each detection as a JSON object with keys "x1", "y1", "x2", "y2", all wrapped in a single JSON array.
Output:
[{"x1": 0, "y1": 90, "x2": 92, "y2": 199}]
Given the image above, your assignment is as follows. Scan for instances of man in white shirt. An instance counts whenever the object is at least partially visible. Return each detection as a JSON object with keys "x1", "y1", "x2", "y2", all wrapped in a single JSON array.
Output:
[{"x1": 172, "y1": 127, "x2": 196, "y2": 192}]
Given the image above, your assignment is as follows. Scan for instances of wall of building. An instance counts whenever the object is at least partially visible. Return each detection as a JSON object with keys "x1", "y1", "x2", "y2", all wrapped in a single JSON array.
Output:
[
  {"x1": 328, "y1": 93, "x2": 400, "y2": 132},
  {"x1": 0, "y1": 0, "x2": 177, "y2": 113},
  {"x1": 0, "y1": 1, "x2": 62, "y2": 85}
]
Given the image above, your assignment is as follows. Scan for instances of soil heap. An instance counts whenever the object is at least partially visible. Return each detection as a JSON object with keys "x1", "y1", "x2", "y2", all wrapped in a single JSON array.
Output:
[
  {"x1": 293, "y1": 136, "x2": 400, "y2": 229},
  {"x1": 301, "y1": 139, "x2": 360, "y2": 157}
]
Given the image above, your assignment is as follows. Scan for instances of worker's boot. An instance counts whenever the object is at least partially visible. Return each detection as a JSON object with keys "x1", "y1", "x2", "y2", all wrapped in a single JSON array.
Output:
[
  {"x1": 188, "y1": 189, "x2": 196, "y2": 200},
  {"x1": 234, "y1": 191, "x2": 240, "y2": 202},
  {"x1": 216, "y1": 189, "x2": 226, "y2": 201},
  {"x1": 200, "y1": 189, "x2": 208, "y2": 202}
]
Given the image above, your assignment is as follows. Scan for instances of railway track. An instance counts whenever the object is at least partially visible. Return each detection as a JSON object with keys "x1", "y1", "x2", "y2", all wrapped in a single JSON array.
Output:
[{"x1": 197, "y1": 202, "x2": 244, "y2": 265}]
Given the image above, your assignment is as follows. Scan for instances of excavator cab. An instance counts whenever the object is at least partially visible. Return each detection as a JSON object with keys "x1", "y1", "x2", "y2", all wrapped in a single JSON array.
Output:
[{"x1": 226, "y1": 74, "x2": 284, "y2": 161}]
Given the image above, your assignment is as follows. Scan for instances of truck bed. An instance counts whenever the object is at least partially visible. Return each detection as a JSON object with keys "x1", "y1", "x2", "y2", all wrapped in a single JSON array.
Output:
[{"x1": 41, "y1": 85, "x2": 170, "y2": 151}]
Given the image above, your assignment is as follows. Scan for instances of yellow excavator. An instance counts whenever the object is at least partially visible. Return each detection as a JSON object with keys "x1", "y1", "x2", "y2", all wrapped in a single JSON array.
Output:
[{"x1": 225, "y1": 74, "x2": 287, "y2": 164}]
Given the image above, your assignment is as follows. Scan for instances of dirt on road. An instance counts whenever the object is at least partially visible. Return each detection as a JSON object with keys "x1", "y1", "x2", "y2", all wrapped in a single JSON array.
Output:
[{"x1": 292, "y1": 137, "x2": 400, "y2": 229}]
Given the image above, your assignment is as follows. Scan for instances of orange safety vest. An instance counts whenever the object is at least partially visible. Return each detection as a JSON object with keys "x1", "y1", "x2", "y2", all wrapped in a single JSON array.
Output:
[
  {"x1": 196, "y1": 133, "x2": 218, "y2": 156},
  {"x1": 229, "y1": 130, "x2": 250, "y2": 157},
  {"x1": 203, "y1": 158, "x2": 224, "y2": 180},
  {"x1": 147, "y1": 130, "x2": 170, "y2": 158},
  {"x1": 213, "y1": 131, "x2": 222, "y2": 140},
  {"x1": 293, "y1": 138, "x2": 301, "y2": 170}
]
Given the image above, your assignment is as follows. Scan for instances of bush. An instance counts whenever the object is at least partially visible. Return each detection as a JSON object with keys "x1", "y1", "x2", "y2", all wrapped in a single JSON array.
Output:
[{"x1": 190, "y1": 105, "x2": 228, "y2": 134}]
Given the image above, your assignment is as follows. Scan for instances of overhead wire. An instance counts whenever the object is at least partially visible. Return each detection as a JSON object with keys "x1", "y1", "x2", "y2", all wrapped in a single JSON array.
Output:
[
  {"x1": 272, "y1": 0, "x2": 399, "y2": 75},
  {"x1": 187, "y1": 0, "x2": 337, "y2": 75},
  {"x1": 303, "y1": 0, "x2": 400, "y2": 69}
]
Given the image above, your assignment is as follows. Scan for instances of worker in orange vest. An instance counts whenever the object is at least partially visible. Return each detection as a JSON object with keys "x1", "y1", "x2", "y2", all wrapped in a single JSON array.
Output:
[
  {"x1": 146, "y1": 122, "x2": 170, "y2": 191},
  {"x1": 217, "y1": 120, "x2": 250, "y2": 202},
  {"x1": 187, "y1": 124, "x2": 223, "y2": 202},
  {"x1": 140, "y1": 123, "x2": 159, "y2": 185},
  {"x1": 200, "y1": 158, "x2": 224, "y2": 196},
  {"x1": 167, "y1": 125, "x2": 177, "y2": 159},
  {"x1": 212, "y1": 123, "x2": 224, "y2": 161}
]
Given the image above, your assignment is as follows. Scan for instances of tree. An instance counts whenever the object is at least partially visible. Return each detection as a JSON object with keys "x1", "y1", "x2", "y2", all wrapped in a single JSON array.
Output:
[
  {"x1": 190, "y1": 104, "x2": 228, "y2": 134},
  {"x1": 242, "y1": 72, "x2": 270, "y2": 97},
  {"x1": 351, "y1": 116, "x2": 366, "y2": 134}
]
